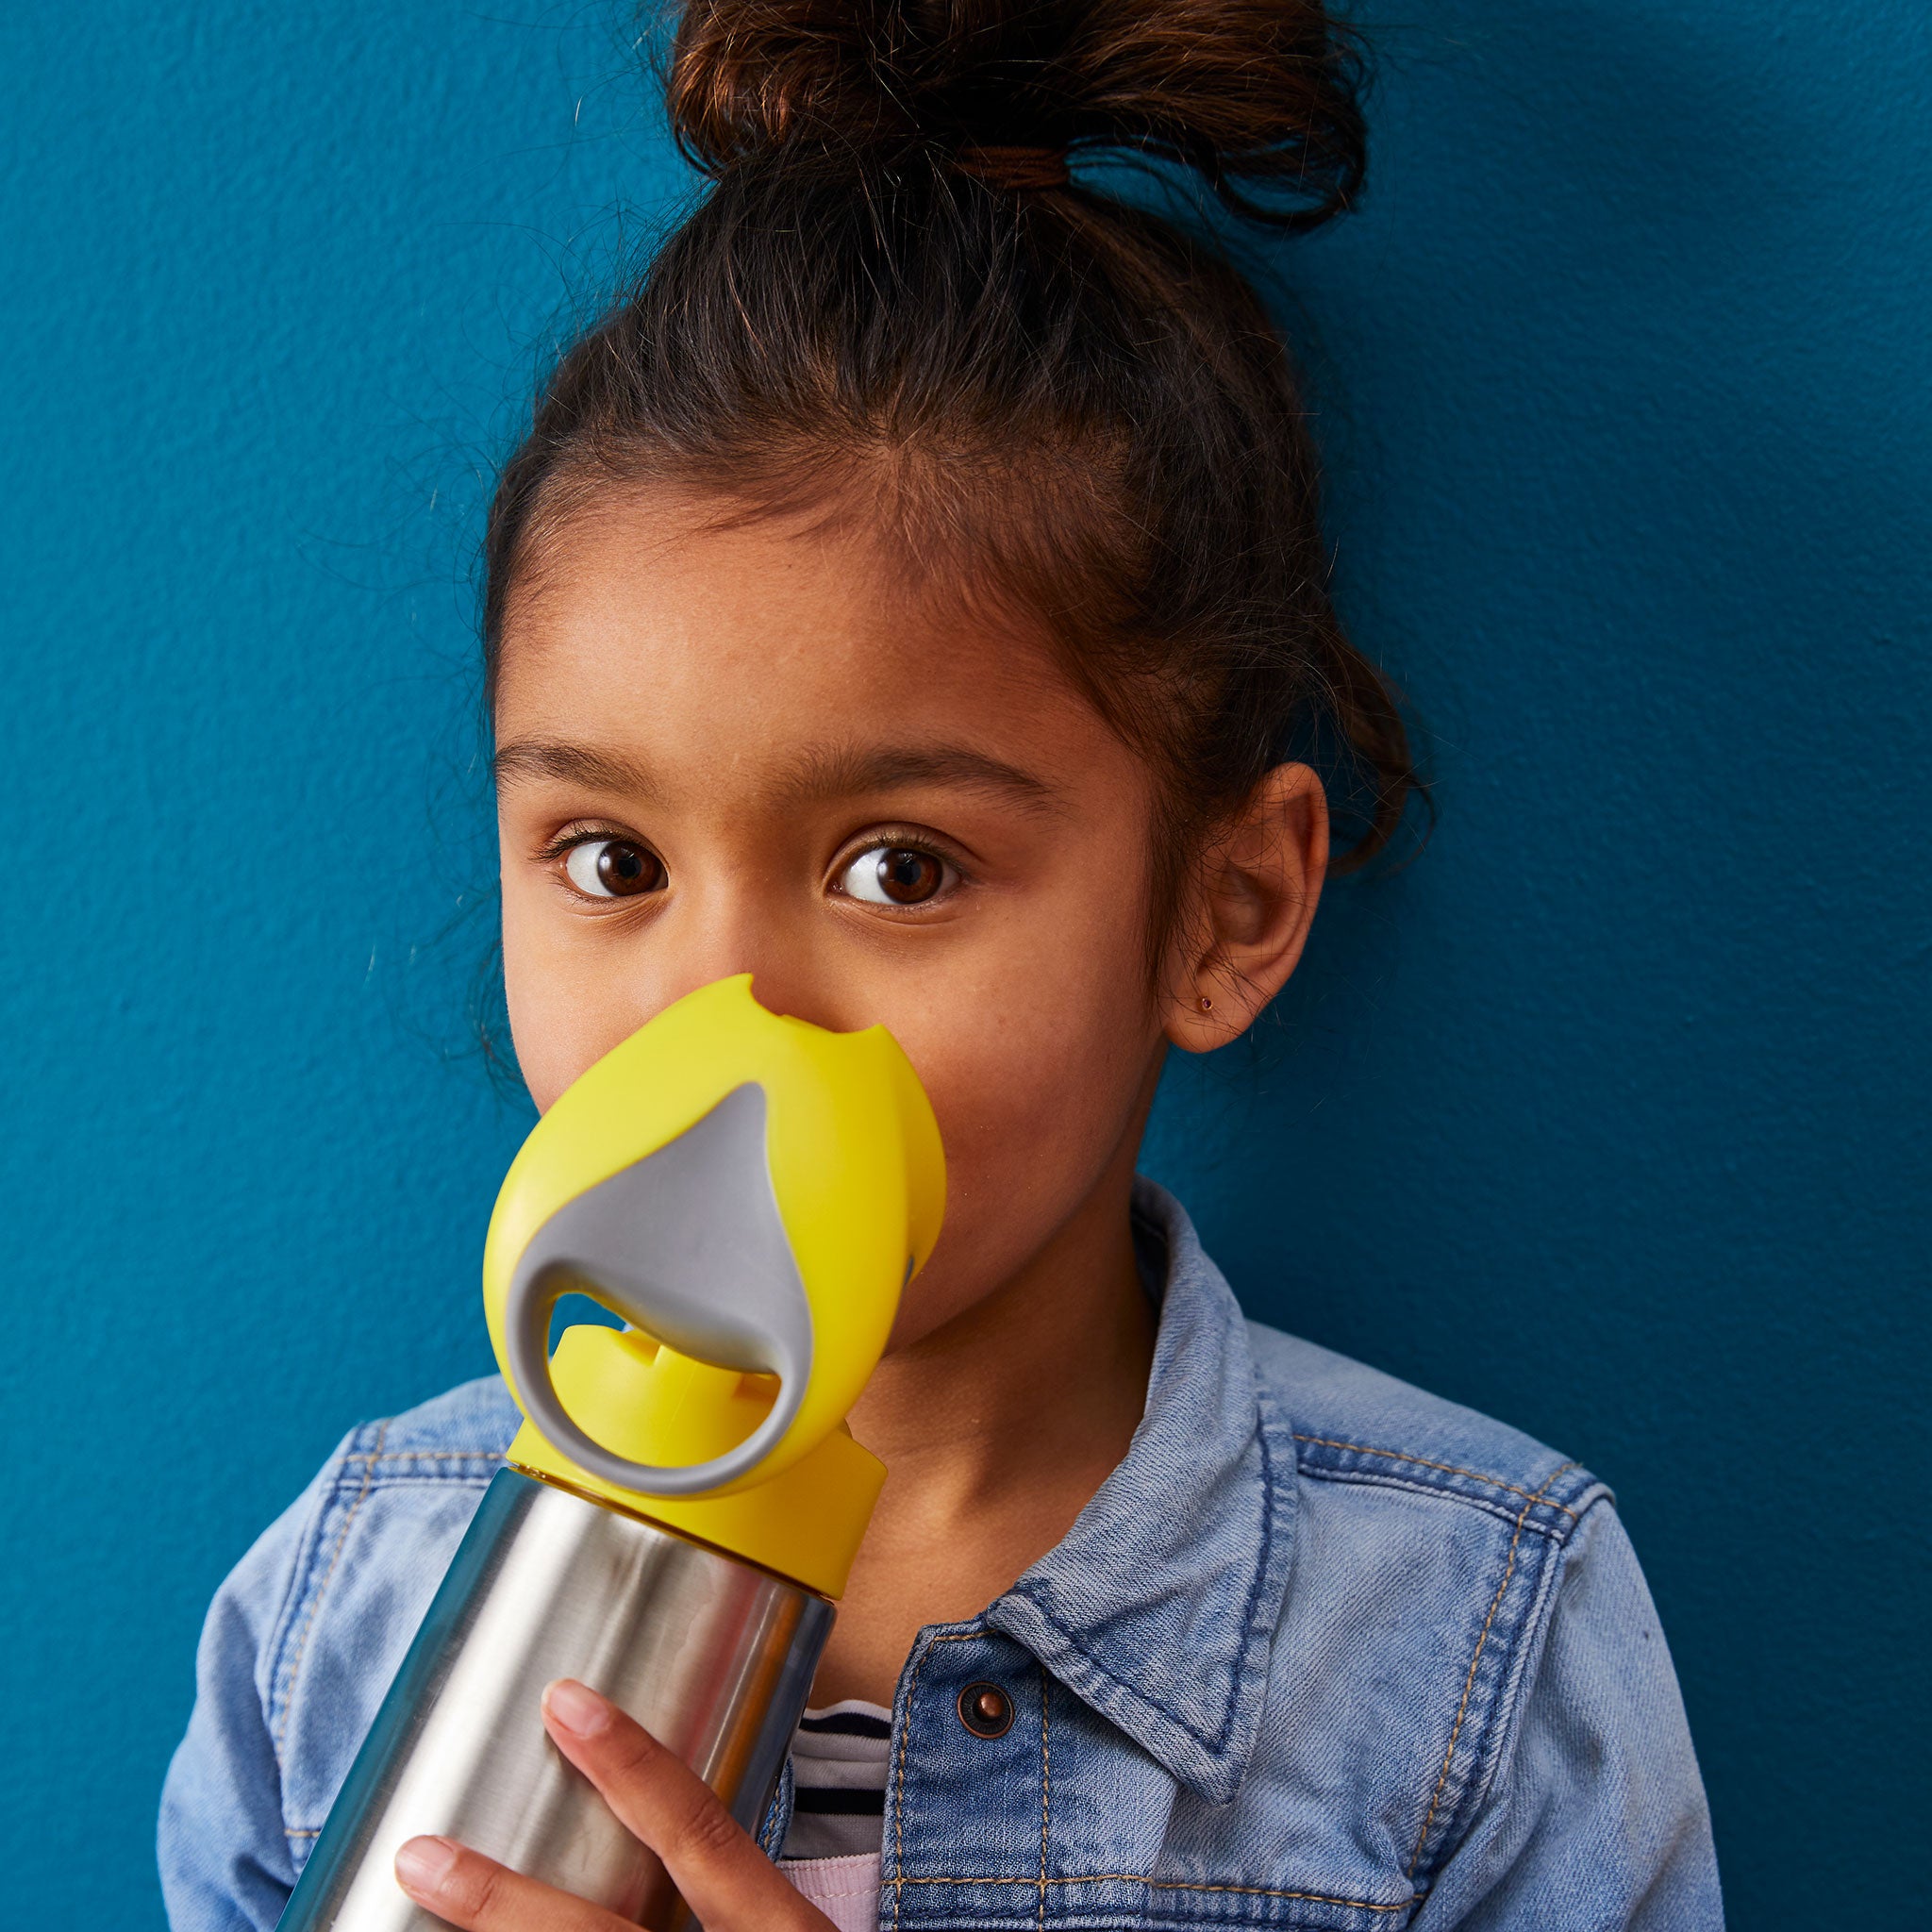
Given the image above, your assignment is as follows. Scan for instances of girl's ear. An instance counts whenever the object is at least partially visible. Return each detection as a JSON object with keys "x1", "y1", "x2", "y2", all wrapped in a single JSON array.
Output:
[{"x1": 1163, "y1": 763, "x2": 1329, "y2": 1053}]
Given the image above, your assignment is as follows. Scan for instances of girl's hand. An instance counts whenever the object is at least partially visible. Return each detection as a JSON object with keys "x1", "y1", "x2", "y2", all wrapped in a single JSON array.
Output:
[{"x1": 394, "y1": 1679, "x2": 836, "y2": 1932}]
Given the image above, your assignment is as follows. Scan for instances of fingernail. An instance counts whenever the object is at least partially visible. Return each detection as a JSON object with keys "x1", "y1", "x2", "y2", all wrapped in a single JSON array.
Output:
[
  {"x1": 395, "y1": 1836, "x2": 459, "y2": 1890},
  {"x1": 544, "y1": 1677, "x2": 611, "y2": 1737}
]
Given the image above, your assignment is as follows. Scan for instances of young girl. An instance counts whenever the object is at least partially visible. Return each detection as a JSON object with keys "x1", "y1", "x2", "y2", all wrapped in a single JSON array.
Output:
[{"x1": 159, "y1": 3, "x2": 1721, "y2": 1927}]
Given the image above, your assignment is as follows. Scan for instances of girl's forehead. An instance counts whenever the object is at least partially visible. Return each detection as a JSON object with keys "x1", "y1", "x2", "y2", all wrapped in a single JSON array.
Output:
[{"x1": 494, "y1": 496, "x2": 1106, "y2": 766}]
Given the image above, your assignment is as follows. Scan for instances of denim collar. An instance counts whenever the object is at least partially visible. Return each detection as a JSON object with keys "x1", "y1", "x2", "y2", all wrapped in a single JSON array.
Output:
[{"x1": 985, "y1": 1180, "x2": 1298, "y2": 1805}]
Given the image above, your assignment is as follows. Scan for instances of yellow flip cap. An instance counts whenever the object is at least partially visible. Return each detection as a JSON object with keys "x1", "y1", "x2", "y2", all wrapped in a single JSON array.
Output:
[{"x1": 481, "y1": 975, "x2": 944, "y2": 1597}]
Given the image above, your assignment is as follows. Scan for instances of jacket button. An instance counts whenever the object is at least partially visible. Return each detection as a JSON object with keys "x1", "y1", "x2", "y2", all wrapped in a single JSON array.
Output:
[{"x1": 958, "y1": 1681, "x2": 1014, "y2": 1739}]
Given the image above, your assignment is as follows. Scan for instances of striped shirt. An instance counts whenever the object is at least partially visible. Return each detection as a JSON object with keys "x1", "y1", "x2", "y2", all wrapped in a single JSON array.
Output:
[
  {"x1": 780, "y1": 1699, "x2": 892, "y2": 1859},
  {"x1": 780, "y1": 1700, "x2": 891, "y2": 1932}
]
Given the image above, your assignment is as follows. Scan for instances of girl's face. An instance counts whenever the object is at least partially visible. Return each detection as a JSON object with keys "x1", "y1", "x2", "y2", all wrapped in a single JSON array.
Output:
[{"x1": 494, "y1": 491, "x2": 1177, "y2": 1347}]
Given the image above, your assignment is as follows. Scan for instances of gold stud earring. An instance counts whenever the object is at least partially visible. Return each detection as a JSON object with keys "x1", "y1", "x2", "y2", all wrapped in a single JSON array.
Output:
[{"x1": 1198, "y1": 994, "x2": 1213, "y2": 1013}]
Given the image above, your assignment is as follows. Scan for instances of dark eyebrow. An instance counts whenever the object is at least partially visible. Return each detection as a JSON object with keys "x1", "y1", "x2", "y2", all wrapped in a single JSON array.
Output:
[
  {"x1": 771, "y1": 742, "x2": 1067, "y2": 816},
  {"x1": 492, "y1": 736, "x2": 1067, "y2": 817},
  {"x1": 492, "y1": 740, "x2": 662, "y2": 801}
]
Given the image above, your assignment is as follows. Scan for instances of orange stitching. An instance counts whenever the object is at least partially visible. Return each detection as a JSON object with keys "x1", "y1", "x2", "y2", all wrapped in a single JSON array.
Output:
[
  {"x1": 1406, "y1": 1461, "x2": 1576, "y2": 1877},
  {"x1": 338, "y1": 1450, "x2": 504, "y2": 1463},
  {"x1": 891, "y1": 1630, "x2": 979, "y2": 1928},
  {"x1": 1037, "y1": 1663, "x2": 1050, "y2": 1927},
  {"x1": 275, "y1": 1423, "x2": 387, "y2": 1756},
  {"x1": 889, "y1": 1632, "x2": 1418, "y2": 1917},
  {"x1": 1293, "y1": 1436, "x2": 1580, "y2": 1520},
  {"x1": 887, "y1": 1873, "x2": 1418, "y2": 1911}
]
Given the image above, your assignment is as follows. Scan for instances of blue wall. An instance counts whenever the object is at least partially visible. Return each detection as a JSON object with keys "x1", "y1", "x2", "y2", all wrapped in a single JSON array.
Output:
[{"x1": 1, "y1": 4, "x2": 1924, "y2": 1924}]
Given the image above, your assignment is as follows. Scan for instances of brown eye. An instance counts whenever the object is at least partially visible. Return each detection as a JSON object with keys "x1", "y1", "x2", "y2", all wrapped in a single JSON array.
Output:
[
  {"x1": 564, "y1": 839, "x2": 665, "y2": 899},
  {"x1": 841, "y1": 844, "x2": 950, "y2": 907}
]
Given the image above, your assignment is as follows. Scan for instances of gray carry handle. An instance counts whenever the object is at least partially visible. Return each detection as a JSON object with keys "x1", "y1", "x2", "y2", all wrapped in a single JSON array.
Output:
[{"x1": 502, "y1": 1083, "x2": 816, "y2": 1498}]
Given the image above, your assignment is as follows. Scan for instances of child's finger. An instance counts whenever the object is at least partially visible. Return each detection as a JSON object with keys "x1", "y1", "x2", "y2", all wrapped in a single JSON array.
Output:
[
  {"x1": 393, "y1": 1834, "x2": 626, "y2": 1931},
  {"x1": 540, "y1": 1678, "x2": 834, "y2": 1932}
]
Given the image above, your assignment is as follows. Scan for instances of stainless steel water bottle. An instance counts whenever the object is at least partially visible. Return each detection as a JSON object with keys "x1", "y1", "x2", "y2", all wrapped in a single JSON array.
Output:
[{"x1": 276, "y1": 975, "x2": 945, "y2": 1931}]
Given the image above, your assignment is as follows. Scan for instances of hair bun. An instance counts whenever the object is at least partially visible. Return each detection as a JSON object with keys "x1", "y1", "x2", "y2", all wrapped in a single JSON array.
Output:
[{"x1": 668, "y1": 0, "x2": 1365, "y2": 225}]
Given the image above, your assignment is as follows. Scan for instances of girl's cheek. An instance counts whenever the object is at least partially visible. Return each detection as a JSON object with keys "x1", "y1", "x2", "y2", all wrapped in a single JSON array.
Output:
[
  {"x1": 894, "y1": 970, "x2": 1156, "y2": 1285},
  {"x1": 499, "y1": 897, "x2": 629, "y2": 1113}
]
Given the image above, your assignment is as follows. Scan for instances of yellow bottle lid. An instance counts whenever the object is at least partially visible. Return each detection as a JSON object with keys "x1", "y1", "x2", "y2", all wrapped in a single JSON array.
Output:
[
  {"x1": 506, "y1": 1330, "x2": 885, "y2": 1598},
  {"x1": 480, "y1": 976, "x2": 943, "y2": 1598}
]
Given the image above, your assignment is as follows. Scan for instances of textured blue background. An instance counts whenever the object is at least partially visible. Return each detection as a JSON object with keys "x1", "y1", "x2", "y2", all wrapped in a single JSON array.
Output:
[{"x1": 1, "y1": 4, "x2": 1924, "y2": 1924}]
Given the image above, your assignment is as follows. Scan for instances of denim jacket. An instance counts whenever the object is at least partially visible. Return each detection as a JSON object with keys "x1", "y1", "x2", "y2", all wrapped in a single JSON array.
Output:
[{"x1": 159, "y1": 1184, "x2": 1722, "y2": 1930}]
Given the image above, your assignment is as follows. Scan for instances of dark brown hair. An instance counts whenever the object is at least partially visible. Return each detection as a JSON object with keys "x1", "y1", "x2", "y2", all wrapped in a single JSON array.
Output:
[{"x1": 485, "y1": 0, "x2": 1421, "y2": 957}]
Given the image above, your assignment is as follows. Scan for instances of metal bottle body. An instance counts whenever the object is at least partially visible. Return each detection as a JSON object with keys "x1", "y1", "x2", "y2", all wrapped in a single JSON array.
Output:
[{"x1": 277, "y1": 1466, "x2": 833, "y2": 1932}]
